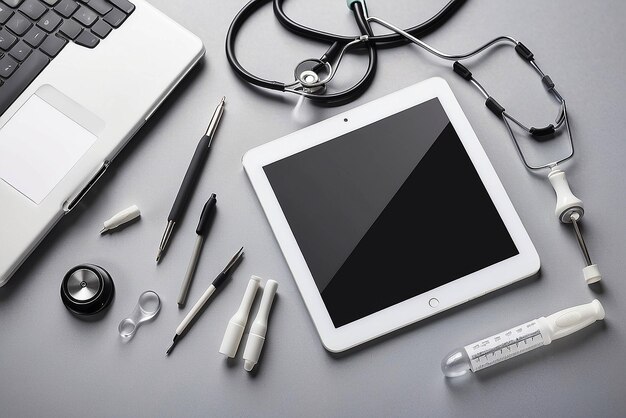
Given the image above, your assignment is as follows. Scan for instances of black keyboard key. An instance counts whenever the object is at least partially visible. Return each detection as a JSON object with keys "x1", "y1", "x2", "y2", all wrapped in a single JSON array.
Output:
[
  {"x1": 74, "y1": 29, "x2": 98, "y2": 48},
  {"x1": 90, "y1": 18, "x2": 110, "y2": 38},
  {"x1": 37, "y1": 10, "x2": 63, "y2": 32},
  {"x1": 0, "y1": 4, "x2": 14, "y2": 24},
  {"x1": 0, "y1": 55, "x2": 18, "y2": 77},
  {"x1": 103, "y1": 6, "x2": 124, "y2": 27},
  {"x1": 54, "y1": 0, "x2": 77, "y2": 18},
  {"x1": 58, "y1": 18, "x2": 81, "y2": 39},
  {"x1": 8, "y1": 40, "x2": 31, "y2": 60},
  {"x1": 39, "y1": 33, "x2": 66, "y2": 56},
  {"x1": 109, "y1": 0, "x2": 133, "y2": 14},
  {"x1": 84, "y1": 0, "x2": 110, "y2": 15},
  {"x1": 19, "y1": 0, "x2": 46, "y2": 20},
  {"x1": 5, "y1": 12, "x2": 33, "y2": 36},
  {"x1": 22, "y1": 26, "x2": 46, "y2": 46},
  {"x1": 2, "y1": 0, "x2": 25, "y2": 7},
  {"x1": 0, "y1": 28, "x2": 17, "y2": 50},
  {"x1": 0, "y1": 50, "x2": 49, "y2": 116},
  {"x1": 73, "y1": 5, "x2": 97, "y2": 27}
]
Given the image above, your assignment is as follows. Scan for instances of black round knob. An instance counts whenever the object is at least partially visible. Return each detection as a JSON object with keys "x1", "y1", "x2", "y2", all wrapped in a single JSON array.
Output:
[{"x1": 60, "y1": 264, "x2": 114, "y2": 316}]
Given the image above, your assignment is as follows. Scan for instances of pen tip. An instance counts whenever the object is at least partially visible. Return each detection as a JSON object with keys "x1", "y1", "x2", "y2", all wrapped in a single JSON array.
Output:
[
  {"x1": 166, "y1": 335, "x2": 180, "y2": 355},
  {"x1": 99, "y1": 227, "x2": 107, "y2": 234},
  {"x1": 221, "y1": 96, "x2": 226, "y2": 104},
  {"x1": 156, "y1": 251, "x2": 162, "y2": 263}
]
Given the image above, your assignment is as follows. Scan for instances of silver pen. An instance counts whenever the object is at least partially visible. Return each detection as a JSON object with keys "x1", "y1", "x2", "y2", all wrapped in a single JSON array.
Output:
[{"x1": 156, "y1": 97, "x2": 225, "y2": 263}]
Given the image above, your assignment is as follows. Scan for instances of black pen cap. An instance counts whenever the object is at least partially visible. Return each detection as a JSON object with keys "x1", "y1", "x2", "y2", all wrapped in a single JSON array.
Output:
[{"x1": 196, "y1": 194, "x2": 217, "y2": 235}]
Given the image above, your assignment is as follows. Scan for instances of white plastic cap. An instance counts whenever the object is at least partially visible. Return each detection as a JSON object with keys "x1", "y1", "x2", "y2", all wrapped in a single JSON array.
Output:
[
  {"x1": 583, "y1": 264, "x2": 601, "y2": 285},
  {"x1": 218, "y1": 276, "x2": 261, "y2": 357},
  {"x1": 219, "y1": 322, "x2": 245, "y2": 358},
  {"x1": 241, "y1": 279, "x2": 278, "y2": 371},
  {"x1": 242, "y1": 333, "x2": 265, "y2": 371}
]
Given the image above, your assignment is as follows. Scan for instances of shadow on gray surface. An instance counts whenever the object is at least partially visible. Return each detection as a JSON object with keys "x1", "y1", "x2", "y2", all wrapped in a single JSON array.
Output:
[{"x1": 588, "y1": 280, "x2": 604, "y2": 295}]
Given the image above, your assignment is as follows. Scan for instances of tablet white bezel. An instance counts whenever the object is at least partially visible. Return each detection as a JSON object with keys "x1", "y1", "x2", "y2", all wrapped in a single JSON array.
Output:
[{"x1": 243, "y1": 77, "x2": 540, "y2": 352}]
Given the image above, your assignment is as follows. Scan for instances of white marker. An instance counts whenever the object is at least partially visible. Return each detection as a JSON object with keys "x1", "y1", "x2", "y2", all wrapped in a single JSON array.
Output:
[
  {"x1": 243, "y1": 279, "x2": 278, "y2": 371},
  {"x1": 219, "y1": 276, "x2": 261, "y2": 357},
  {"x1": 100, "y1": 205, "x2": 141, "y2": 234},
  {"x1": 441, "y1": 299, "x2": 606, "y2": 377}
]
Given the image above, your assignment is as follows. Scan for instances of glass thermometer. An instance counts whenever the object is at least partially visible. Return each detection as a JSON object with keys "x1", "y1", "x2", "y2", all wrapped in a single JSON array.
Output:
[{"x1": 441, "y1": 299, "x2": 605, "y2": 377}]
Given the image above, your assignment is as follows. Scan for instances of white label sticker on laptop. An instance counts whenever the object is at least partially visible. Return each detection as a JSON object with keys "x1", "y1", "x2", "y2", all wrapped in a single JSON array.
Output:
[{"x1": 0, "y1": 94, "x2": 97, "y2": 204}]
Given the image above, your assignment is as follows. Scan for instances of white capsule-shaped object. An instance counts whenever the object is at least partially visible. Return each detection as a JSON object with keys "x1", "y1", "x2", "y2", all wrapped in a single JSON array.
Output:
[
  {"x1": 219, "y1": 276, "x2": 261, "y2": 358},
  {"x1": 101, "y1": 205, "x2": 141, "y2": 233},
  {"x1": 243, "y1": 279, "x2": 278, "y2": 371}
]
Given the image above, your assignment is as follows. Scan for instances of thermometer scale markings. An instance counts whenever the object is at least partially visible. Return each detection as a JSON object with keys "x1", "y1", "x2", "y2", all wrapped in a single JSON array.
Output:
[
  {"x1": 471, "y1": 329, "x2": 543, "y2": 362},
  {"x1": 464, "y1": 320, "x2": 545, "y2": 371},
  {"x1": 444, "y1": 300, "x2": 606, "y2": 377}
]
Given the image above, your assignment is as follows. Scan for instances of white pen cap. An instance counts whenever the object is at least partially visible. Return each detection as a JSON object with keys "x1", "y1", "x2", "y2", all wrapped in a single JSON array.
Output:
[
  {"x1": 243, "y1": 279, "x2": 278, "y2": 371},
  {"x1": 219, "y1": 276, "x2": 261, "y2": 358}
]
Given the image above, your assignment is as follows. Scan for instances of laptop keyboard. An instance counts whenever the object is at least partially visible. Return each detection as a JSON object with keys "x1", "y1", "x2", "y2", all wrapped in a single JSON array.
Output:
[{"x1": 0, "y1": 0, "x2": 135, "y2": 116}]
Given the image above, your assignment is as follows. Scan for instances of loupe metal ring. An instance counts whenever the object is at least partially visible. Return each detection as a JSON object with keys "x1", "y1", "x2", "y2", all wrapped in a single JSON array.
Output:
[{"x1": 61, "y1": 264, "x2": 115, "y2": 316}]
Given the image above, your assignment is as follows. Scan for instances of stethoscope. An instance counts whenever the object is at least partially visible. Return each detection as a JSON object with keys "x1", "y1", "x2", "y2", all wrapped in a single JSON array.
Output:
[{"x1": 226, "y1": 0, "x2": 601, "y2": 284}]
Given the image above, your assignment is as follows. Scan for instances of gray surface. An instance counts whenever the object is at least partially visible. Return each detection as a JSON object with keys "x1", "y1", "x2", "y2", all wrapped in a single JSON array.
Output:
[{"x1": 1, "y1": 0, "x2": 625, "y2": 416}]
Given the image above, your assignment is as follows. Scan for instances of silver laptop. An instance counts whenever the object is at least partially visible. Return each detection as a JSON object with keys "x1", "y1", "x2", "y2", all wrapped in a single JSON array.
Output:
[{"x1": 0, "y1": 0, "x2": 204, "y2": 286}]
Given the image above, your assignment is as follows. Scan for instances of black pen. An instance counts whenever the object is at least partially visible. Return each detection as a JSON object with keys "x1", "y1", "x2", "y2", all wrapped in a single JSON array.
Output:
[
  {"x1": 166, "y1": 247, "x2": 244, "y2": 356},
  {"x1": 156, "y1": 97, "x2": 225, "y2": 263},
  {"x1": 177, "y1": 194, "x2": 217, "y2": 307}
]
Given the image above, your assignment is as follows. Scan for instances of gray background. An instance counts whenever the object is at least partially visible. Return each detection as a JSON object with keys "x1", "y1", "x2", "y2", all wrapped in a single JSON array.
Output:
[{"x1": 1, "y1": 0, "x2": 625, "y2": 417}]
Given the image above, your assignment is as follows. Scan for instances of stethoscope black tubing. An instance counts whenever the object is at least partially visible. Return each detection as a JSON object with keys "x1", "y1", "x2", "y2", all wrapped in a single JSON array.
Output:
[
  {"x1": 273, "y1": 0, "x2": 467, "y2": 48},
  {"x1": 305, "y1": 1, "x2": 378, "y2": 106},
  {"x1": 226, "y1": 0, "x2": 286, "y2": 92},
  {"x1": 226, "y1": 0, "x2": 377, "y2": 105},
  {"x1": 225, "y1": 0, "x2": 466, "y2": 105}
]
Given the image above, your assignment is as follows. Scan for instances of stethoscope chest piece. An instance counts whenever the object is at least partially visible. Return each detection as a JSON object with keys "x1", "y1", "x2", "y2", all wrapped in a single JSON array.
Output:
[{"x1": 61, "y1": 264, "x2": 115, "y2": 316}]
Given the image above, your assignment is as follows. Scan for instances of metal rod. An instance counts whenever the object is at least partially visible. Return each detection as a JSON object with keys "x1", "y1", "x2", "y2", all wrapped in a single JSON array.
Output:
[
  {"x1": 571, "y1": 215, "x2": 593, "y2": 266},
  {"x1": 367, "y1": 15, "x2": 518, "y2": 61}
]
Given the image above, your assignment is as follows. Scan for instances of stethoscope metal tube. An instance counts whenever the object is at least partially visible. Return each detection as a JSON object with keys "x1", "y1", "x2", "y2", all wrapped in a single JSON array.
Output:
[{"x1": 366, "y1": 15, "x2": 519, "y2": 61}]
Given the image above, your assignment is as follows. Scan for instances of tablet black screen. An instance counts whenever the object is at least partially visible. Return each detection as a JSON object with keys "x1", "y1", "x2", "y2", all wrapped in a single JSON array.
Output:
[{"x1": 264, "y1": 98, "x2": 519, "y2": 328}]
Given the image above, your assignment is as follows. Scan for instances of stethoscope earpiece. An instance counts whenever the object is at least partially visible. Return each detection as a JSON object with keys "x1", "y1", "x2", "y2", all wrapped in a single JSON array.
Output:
[{"x1": 60, "y1": 264, "x2": 115, "y2": 316}]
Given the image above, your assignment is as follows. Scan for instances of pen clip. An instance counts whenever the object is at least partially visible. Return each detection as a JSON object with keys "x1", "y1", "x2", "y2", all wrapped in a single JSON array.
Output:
[{"x1": 204, "y1": 96, "x2": 226, "y2": 143}]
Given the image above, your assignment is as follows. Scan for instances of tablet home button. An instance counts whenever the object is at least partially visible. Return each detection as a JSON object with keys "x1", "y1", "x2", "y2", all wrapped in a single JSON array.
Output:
[{"x1": 429, "y1": 298, "x2": 439, "y2": 308}]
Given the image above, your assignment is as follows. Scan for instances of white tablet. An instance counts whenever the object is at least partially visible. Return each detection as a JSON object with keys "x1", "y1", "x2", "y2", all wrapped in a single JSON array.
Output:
[{"x1": 243, "y1": 77, "x2": 540, "y2": 352}]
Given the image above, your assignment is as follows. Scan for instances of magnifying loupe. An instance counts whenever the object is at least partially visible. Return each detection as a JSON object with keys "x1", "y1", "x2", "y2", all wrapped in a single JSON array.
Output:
[{"x1": 118, "y1": 290, "x2": 161, "y2": 341}]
